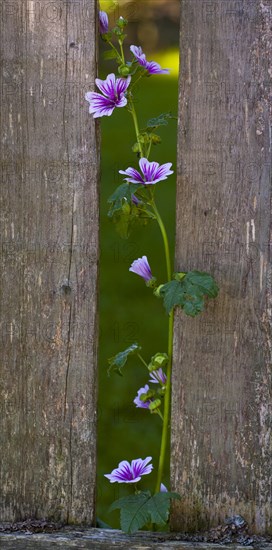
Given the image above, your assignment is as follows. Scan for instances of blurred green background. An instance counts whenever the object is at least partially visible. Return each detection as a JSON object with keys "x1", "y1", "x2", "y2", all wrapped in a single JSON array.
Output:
[{"x1": 97, "y1": 0, "x2": 180, "y2": 527}]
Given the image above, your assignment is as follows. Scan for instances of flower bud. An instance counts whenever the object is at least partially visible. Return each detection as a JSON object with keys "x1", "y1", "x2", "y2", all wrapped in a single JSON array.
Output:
[
  {"x1": 148, "y1": 352, "x2": 168, "y2": 372},
  {"x1": 118, "y1": 64, "x2": 131, "y2": 76},
  {"x1": 117, "y1": 16, "x2": 128, "y2": 28},
  {"x1": 113, "y1": 26, "x2": 124, "y2": 37},
  {"x1": 140, "y1": 389, "x2": 155, "y2": 402},
  {"x1": 145, "y1": 277, "x2": 157, "y2": 289},
  {"x1": 149, "y1": 398, "x2": 161, "y2": 413},
  {"x1": 150, "y1": 133, "x2": 161, "y2": 145},
  {"x1": 154, "y1": 284, "x2": 164, "y2": 298},
  {"x1": 132, "y1": 142, "x2": 141, "y2": 153}
]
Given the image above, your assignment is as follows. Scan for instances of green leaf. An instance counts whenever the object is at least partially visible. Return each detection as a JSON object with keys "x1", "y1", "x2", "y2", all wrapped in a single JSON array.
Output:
[
  {"x1": 110, "y1": 491, "x2": 181, "y2": 534},
  {"x1": 160, "y1": 271, "x2": 219, "y2": 316},
  {"x1": 109, "y1": 202, "x2": 155, "y2": 239},
  {"x1": 182, "y1": 270, "x2": 219, "y2": 298},
  {"x1": 148, "y1": 492, "x2": 181, "y2": 526},
  {"x1": 107, "y1": 343, "x2": 141, "y2": 376},
  {"x1": 108, "y1": 183, "x2": 141, "y2": 216},
  {"x1": 108, "y1": 183, "x2": 154, "y2": 238},
  {"x1": 110, "y1": 492, "x2": 151, "y2": 534},
  {"x1": 103, "y1": 49, "x2": 119, "y2": 60},
  {"x1": 146, "y1": 112, "x2": 173, "y2": 129}
]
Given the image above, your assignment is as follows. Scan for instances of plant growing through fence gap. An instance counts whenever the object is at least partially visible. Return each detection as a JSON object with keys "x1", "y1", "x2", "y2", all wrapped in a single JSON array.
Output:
[{"x1": 85, "y1": 9, "x2": 219, "y2": 534}]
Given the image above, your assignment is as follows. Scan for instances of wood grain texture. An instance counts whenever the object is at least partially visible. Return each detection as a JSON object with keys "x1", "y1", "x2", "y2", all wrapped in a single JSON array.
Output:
[
  {"x1": 171, "y1": 0, "x2": 272, "y2": 533},
  {"x1": 0, "y1": 0, "x2": 99, "y2": 523},
  {"x1": 1, "y1": 528, "x2": 269, "y2": 549}
]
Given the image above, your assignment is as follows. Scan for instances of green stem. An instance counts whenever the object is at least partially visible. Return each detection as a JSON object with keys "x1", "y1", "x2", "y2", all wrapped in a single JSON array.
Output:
[
  {"x1": 107, "y1": 40, "x2": 123, "y2": 63},
  {"x1": 128, "y1": 96, "x2": 174, "y2": 496},
  {"x1": 128, "y1": 98, "x2": 144, "y2": 157},
  {"x1": 155, "y1": 309, "x2": 174, "y2": 493},
  {"x1": 150, "y1": 201, "x2": 173, "y2": 492},
  {"x1": 130, "y1": 71, "x2": 144, "y2": 92},
  {"x1": 119, "y1": 40, "x2": 125, "y2": 63},
  {"x1": 150, "y1": 199, "x2": 171, "y2": 282},
  {"x1": 146, "y1": 138, "x2": 152, "y2": 160},
  {"x1": 137, "y1": 353, "x2": 148, "y2": 368}
]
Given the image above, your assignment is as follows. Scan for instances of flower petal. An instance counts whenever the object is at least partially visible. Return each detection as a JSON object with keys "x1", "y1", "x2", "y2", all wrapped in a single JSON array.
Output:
[
  {"x1": 146, "y1": 61, "x2": 170, "y2": 75},
  {"x1": 95, "y1": 73, "x2": 116, "y2": 98},
  {"x1": 129, "y1": 256, "x2": 152, "y2": 281},
  {"x1": 139, "y1": 158, "x2": 159, "y2": 182},
  {"x1": 99, "y1": 10, "x2": 109, "y2": 34},
  {"x1": 104, "y1": 457, "x2": 152, "y2": 484},
  {"x1": 131, "y1": 457, "x2": 153, "y2": 479},
  {"x1": 149, "y1": 368, "x2": 167, "y2": 385},
  {"x1": 119, "y1": 167, "x2": 144, "y2": 184},
  {"x1": 115, "y1": 96, "x2": 128, "y2": 108},
  {"x1": 134, "y1": 383, "x2": 151, "y2": 408},
  {"x1": 86, "y1": 92, "x2": 115, "y2": 117},
  {"x1": 116, "y1": 75, "x2": 131, "y2": 95},
  {"x1": 130, "y1": 45, "x2": 147, "y2": 67}
]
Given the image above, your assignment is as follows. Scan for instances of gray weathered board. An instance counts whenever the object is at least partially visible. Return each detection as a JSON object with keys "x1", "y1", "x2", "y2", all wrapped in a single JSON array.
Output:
[
  {"x1": 1, "y1": 528, "x2": 272, "y2": 550},
  {"x1": 172, "y1": 0, "x2": 272, "y2": 533},
  {"x1": 0, "y1": 0, "x2": 99, "y2": 523}
]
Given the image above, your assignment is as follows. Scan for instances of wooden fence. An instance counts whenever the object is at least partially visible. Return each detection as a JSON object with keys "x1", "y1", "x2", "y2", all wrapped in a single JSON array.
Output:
[
  {"x1": 171, "y1": 0, "x2": 272, "y2": 533},
  {"x1": 0, "y1": 0, "x2": 99, "y2": 525},
  {"x1": 0, "y1": 0, "x2": 271, "y2": 545}
]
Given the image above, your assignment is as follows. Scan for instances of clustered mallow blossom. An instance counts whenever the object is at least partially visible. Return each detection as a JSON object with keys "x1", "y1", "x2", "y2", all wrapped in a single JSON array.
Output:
[
  {"x1": 105, "y1": 457, "x2": 153, "y2": 483},
  {"x1": 85, "y1": 73, "x2": 131, "y2": 118},
  {"x1": 99, "y1": 10, "x2": 109, "y2": 34},
  {"x1": 134, "y1": 384, "x2": 152, "y2": 409},
  {"x1": 120, "y1": 158, "x2": 173, "y2": 185},
  {"x1": 129, "y1": 255, "x2": 153, "y2": 282},
  {"x1": 130, "y1": 45, "x2": 169, "y2": 75}
]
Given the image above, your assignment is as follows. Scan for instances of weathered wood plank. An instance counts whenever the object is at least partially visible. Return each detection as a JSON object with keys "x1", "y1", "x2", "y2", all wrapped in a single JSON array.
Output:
[
  {"x1": 0, "y1": 0, "x2": 99, "y2": 522},
  {"x1": 1, "y1": 528, "x2": 270, "y2": 550},
  {"x1": 172, "y1": 0, "x2": 272, "y2": 533}
]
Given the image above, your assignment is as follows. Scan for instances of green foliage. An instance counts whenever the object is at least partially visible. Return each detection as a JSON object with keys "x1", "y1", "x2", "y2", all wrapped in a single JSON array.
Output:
[
  {"x1": 132, "y1": 132, "x2": 161, "y2": 155},
  {"x1": 159, "y1": 271, "x2": 219, "y2": 316},
  {"x1": 109, "y1": 203, "x2": 155, "y2": 239},
  {"x1": 107, "y1": 343, "x2": 141, "y2": 376},
  {"x1": 103, "y1": 49, "x2": 119, "y2": 60},
  {"x1": 108, "y1": 183, "x2": 155, "y2": 238},
  {"x1": 131, "y1": 113, "x2": 176, "y2": 156},
  {"x1": 108, "y1": 183, "x2": 141, "y2": 214},
  {"x1": 146, "y1": 112, "x2": 174, "y2": 130},
  {"x1": 110, "y1": 491, "x2": 181, "y2": 534}
]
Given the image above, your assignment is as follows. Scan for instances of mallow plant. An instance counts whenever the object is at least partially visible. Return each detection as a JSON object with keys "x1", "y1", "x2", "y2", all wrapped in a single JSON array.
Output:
[{"x1": 85, "y1": 10, "x2": 219, "y2": 534}]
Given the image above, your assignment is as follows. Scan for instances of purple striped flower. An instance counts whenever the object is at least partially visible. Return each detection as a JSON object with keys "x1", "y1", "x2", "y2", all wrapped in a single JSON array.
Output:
[
  {"x1": 133, "y1": 384, "x2": 152, "y2": 409},
  {"x1": 85, "y1": 73, "x2": 131, "y2": 118},
  {"x1": 104, "y1": 457, "x2": 153, "y2": 483},
  {"x1": 130, "y1": 45, "x2": 170, "y2": 75},
  {"x1": 119, "y1": 158, "x2": 173, "y2": 185},
  {"x1": 99, "y1": 11, "x2": 109, "y2": 34},
  {"x1": 149, "y1": 368, "x2": 167, "y2": 385},
  {"x1": 129, "y1": 256, "x2": 153, "y2": 282}
]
